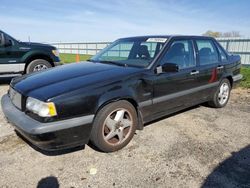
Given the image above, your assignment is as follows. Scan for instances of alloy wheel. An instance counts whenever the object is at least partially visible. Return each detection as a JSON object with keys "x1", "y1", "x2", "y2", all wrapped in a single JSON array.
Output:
[
  {"x1": 218, "y1": 82, "x2": 230, "y2": 105},
  {"x1": 33, "y1": 64, "x2": 48, "y2": 72},
  {"x1": 102, "y1": 108, "x2": 133, "y2": 146}
]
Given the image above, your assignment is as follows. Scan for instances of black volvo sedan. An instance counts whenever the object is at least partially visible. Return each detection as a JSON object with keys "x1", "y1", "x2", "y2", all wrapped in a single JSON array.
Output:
[{"x1": 1, "y1": 35, "x2": 242, "y2": 152}]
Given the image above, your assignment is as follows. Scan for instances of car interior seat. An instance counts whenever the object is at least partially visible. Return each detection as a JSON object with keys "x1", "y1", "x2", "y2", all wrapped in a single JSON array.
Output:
[
  {"x1": 138, "y1": 45, "x2": 150, "y2": 59},
  {"x1": 199, "y1": 47, "x2": 213, "y2": 64},
  {"x1": 166, "y1": 43, "x2": 186, "y2": 68}
]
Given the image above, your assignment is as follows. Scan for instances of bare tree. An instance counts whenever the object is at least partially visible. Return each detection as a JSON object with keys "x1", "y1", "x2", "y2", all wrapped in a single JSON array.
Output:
[{"x1": 221, "y1": 31, "x2": 241, "y2": 37}]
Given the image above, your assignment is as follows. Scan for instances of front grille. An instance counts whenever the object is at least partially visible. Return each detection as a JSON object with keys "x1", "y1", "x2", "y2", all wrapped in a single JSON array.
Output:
[{"x1": 9, "y1": 87, "x2": 22, "y2": 110}]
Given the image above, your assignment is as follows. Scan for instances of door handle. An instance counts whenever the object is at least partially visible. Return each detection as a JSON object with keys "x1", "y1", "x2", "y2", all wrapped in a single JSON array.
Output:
[
  {"x1": 190, "y1": 70, "x2": 199, "y2": 75},
  {"x1": 217, "y1": 65, "x2": 224, "y2": 70}
]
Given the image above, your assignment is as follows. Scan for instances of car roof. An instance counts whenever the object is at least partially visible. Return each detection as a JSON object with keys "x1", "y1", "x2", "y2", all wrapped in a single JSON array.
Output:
[{"x1": 120, "y1": 35, "x2": 215, "y2": 40}]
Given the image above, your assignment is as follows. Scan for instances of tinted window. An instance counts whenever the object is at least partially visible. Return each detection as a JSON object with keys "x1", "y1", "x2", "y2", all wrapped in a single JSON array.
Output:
[
  {"x1": 196, "y1": 40, "x2": 219, "y2": 65},
  {"x1": 161, "y1": 40, "x2": 195, "y2": 69},
  {"x1": 216, "y1": 43, "x2": 228, "y2": 63}
]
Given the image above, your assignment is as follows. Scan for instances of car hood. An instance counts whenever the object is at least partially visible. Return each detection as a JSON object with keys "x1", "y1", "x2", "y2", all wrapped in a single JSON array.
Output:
[
  {"x1": 20, "y1": 42, "x2": 55, "y2": 49},
  {"x1": 11, "y1": 62, "x2": 142, "y2": 101}
]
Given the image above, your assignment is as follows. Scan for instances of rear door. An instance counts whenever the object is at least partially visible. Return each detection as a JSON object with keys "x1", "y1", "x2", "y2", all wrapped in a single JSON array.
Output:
[{"x1": 194, "y1": 39, "x2": 223, "y2": 100}]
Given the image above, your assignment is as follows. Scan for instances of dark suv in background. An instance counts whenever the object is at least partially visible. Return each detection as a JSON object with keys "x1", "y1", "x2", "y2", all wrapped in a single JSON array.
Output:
[{"x1": 0, "y1": 30, "x2": 60, "y2": 77}]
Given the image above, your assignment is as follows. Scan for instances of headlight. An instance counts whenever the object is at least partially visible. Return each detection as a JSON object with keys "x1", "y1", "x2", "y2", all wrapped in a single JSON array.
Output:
[
  {"x1": 52, "y1": 49, "x2": 60, "y2": 57},
  {"x1": 26, "y1": 97, "x2": 57, "y2": 117}
]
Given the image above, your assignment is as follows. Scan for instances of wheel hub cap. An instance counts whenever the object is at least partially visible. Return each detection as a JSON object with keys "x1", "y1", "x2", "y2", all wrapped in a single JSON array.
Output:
[
  {"x1": 33, "y1": 64, "x2": 48, "y2": 72},
  {"x1": 218, "y1": 83, "x2": 229, "y2": 105},
  {"x1": 103, "y1": 109, "x2": 133, "y2": 145}
]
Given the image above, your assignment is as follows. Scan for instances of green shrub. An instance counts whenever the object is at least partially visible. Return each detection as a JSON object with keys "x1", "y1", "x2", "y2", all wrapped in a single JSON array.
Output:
[
  {"x1": 240, "y1": 67, "x2": 250, "y2": 88},
  {"x1": 59, "y1": 53, "x2": 92, "y2": 64}
]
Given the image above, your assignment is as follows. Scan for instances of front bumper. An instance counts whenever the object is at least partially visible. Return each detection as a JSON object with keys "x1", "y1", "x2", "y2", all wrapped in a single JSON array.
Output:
[
  {"x1": 1, "y1": 94, "x2": 94, "y2": 151},
  {"x1": 53, "y1": 61, "x2": 63, "y2": 66}
]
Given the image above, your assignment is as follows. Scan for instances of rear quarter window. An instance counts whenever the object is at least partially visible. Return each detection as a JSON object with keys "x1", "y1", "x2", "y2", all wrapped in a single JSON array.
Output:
[{"x1": 215, "y1": 42, "x2": 228, "y2": 63}]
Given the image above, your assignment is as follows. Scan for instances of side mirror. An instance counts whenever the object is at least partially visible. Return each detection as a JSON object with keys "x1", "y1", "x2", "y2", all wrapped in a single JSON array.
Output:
[{"x1": 156, "y1": 63, "x2": 179, "y2": 74}]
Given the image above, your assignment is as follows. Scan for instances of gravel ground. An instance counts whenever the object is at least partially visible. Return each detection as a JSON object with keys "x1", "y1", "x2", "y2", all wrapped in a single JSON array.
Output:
[{"x1": 0, "y1": 83, "x2": 249, "y2": 188}]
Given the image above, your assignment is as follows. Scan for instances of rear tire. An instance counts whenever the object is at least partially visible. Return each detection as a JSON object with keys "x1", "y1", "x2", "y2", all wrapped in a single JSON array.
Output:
[
  {"x1": 208, "y1": 79, "x2": 231, "y2": 108},
  {"x1": 90, "y1": 100, "x2": 137, "y2": 152},
  {"x1": 26, "y1": 59, "x2": 52, "y2": 74}
]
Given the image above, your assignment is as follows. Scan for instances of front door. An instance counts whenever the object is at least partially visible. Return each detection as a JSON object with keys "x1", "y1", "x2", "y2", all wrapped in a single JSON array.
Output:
[
  {"x1": 0, "y1": 32, "x2": 22, "y2": 74},
  {"x1": 149, "y1": 39, "x2": 201, "y2": 119}
]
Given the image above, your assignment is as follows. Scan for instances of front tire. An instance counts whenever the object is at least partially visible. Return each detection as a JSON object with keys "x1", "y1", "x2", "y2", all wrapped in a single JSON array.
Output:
[
  {"x1": 26, "y1": 59, "x2": 52, "y2": 74},
  {"x1": 208, "y1": 79, "x2": 231, "y2": 108},
  {"x1": 90, "y1": 100, "x2": 138, "y2": 152}
]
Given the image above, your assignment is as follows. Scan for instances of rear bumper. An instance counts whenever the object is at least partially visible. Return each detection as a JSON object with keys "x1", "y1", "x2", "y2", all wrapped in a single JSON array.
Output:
[
  {"x1": 1, "y1": 94, "x2": 94, "y2": 151},
  {"x1": 233, "y1": 74, "x2": 243, "y2": 82},
  {"x1": 232, "y1": 74, "x2": 243, "y2": 86}
]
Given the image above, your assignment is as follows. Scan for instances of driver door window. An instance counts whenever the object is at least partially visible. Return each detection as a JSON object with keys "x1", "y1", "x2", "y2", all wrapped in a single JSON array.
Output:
[{"x1": 161, "y1": 40, "x2": 195, "y2": 69}]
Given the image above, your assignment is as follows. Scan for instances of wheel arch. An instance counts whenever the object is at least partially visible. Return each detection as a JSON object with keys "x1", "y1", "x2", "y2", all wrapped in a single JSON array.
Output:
[
  {"x1": 221, "y1": 73, "x2": 233, "y2": 88},
  {"x1": 24, "y1": 53, "x2": 54, "y2": 73},
  {"x1": 95, "y1": 97, "x2": 144, "y2": 130},
  {"x1": 226, "y1": 76, "x2": 233, "y2": 88}
]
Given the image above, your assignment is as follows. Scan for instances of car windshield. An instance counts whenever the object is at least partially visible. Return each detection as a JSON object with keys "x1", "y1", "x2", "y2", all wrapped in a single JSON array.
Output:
[{"x1": 90, "y1": 37, "x2": 168, "y2": 68}]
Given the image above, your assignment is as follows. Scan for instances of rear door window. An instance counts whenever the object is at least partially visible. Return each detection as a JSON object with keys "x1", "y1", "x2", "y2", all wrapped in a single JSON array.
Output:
[{"x1": 196, "y1": 40, "x2": 219, "y2": 65}]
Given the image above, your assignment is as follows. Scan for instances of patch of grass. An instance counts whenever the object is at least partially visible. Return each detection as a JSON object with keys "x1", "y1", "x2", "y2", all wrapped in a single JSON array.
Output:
[
  {"x1": 240, "y1": 67, "x2": 250, "y2": 88},
  {"x1": 59, "y1": 53, "x2": 92, "y2": 64}
]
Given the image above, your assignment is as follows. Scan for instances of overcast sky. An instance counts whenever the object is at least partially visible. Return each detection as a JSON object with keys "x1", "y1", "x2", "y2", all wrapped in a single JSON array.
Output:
[{"x1": 1, "y1": 0, "x2": 250, "y2": 42}]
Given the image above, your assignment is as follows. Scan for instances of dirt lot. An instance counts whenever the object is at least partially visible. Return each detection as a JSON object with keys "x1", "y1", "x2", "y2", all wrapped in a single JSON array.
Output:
[{"x1": 0, "y1": 83, "x2": 249, "y2": 188}]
